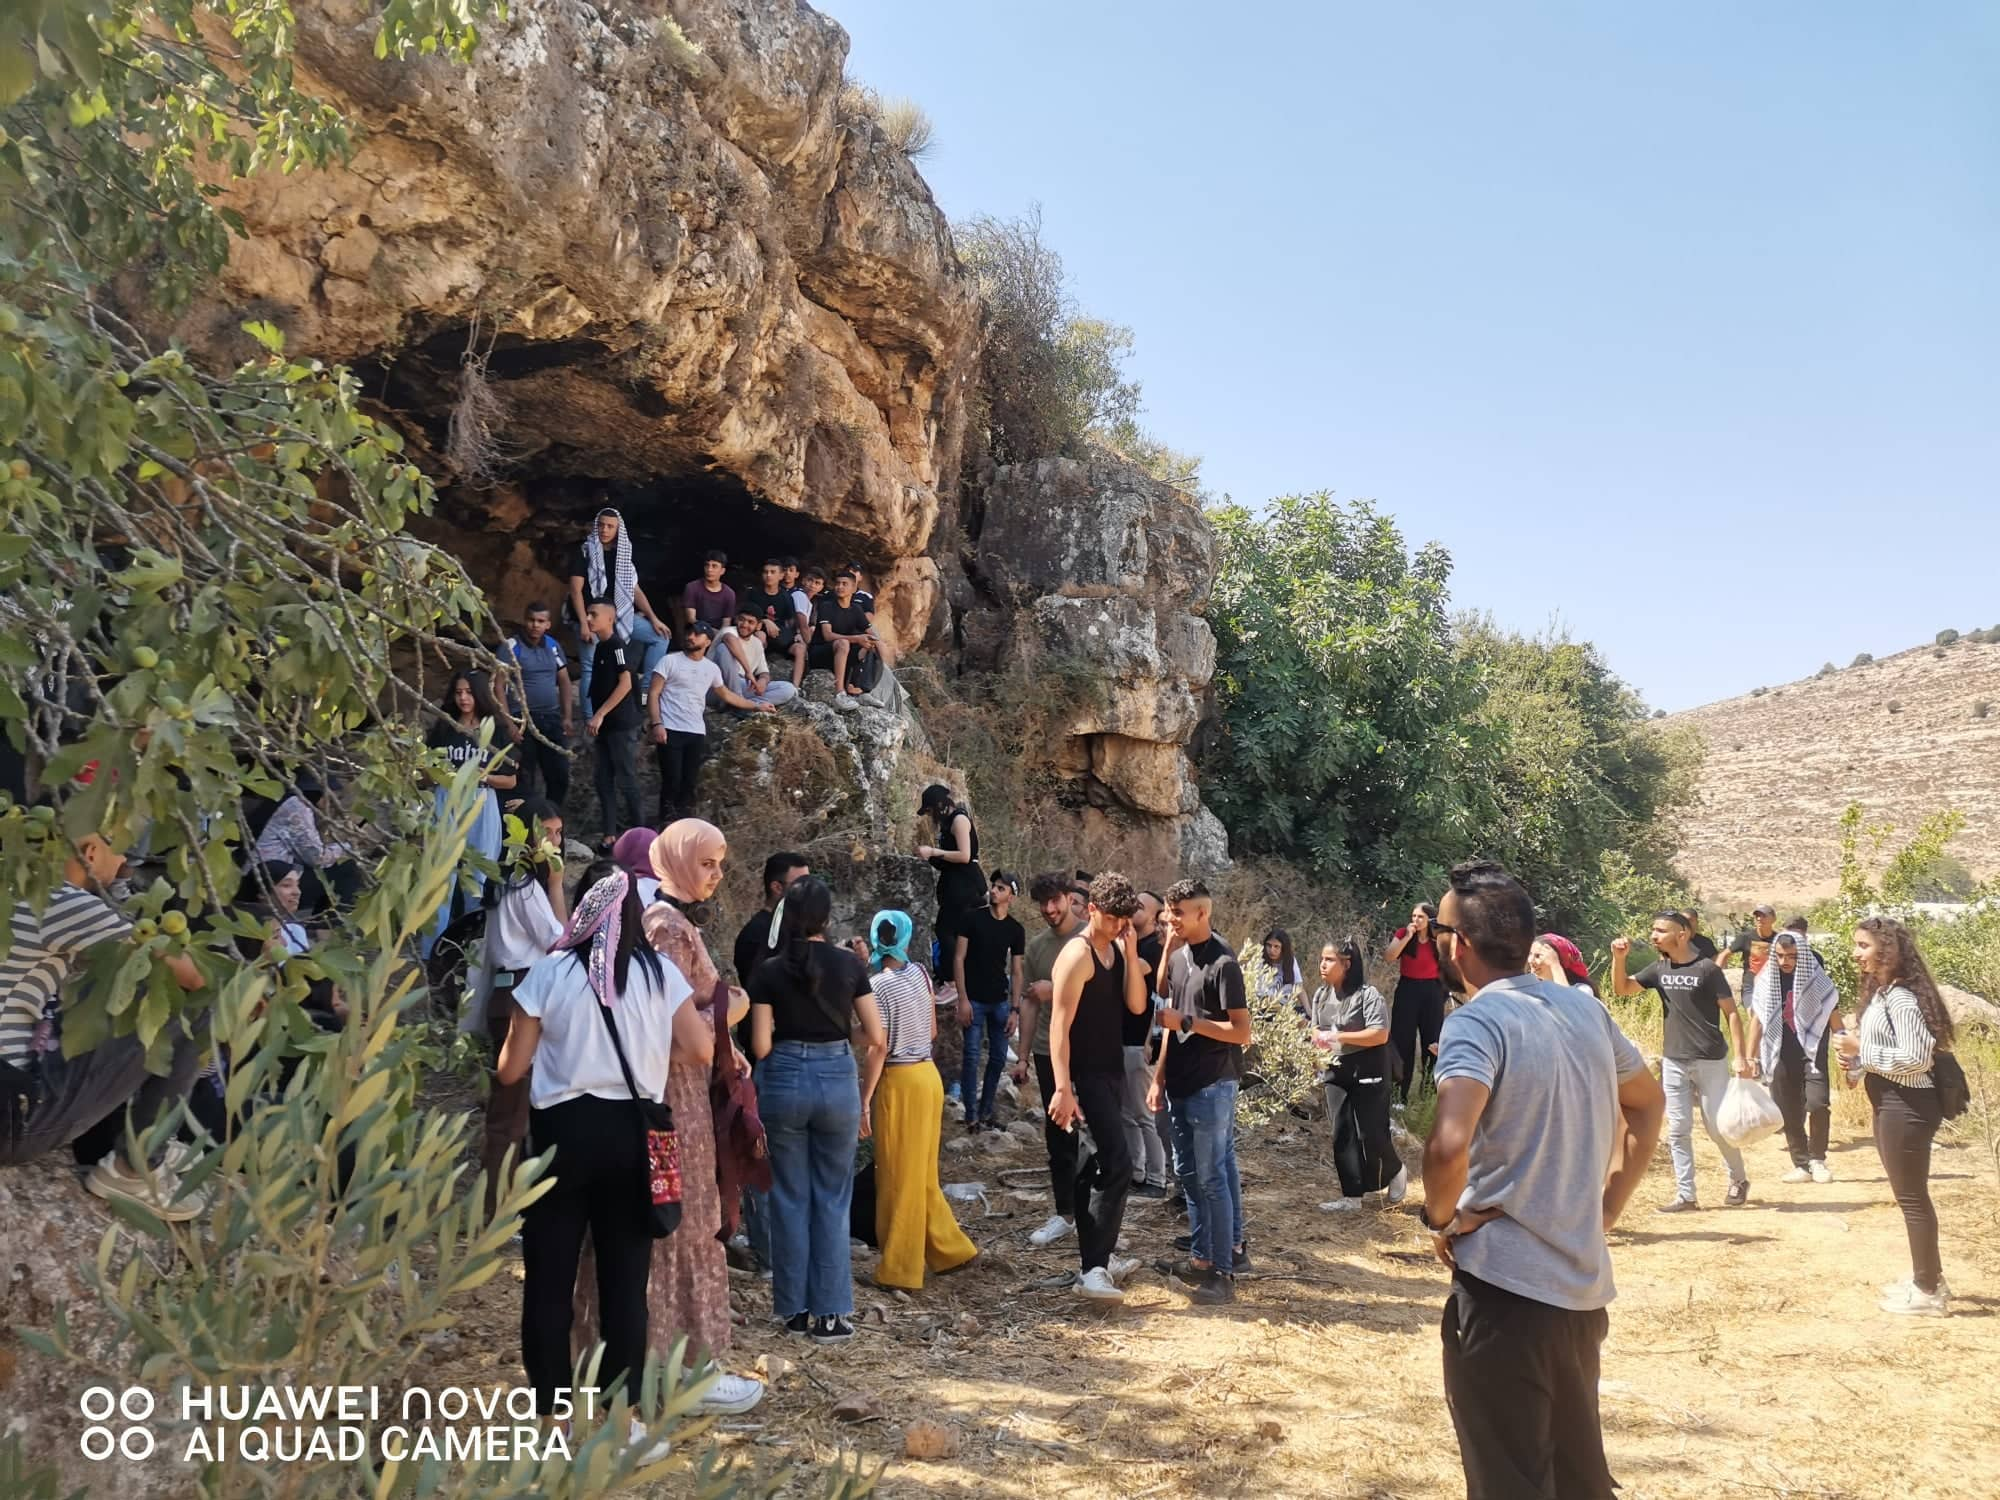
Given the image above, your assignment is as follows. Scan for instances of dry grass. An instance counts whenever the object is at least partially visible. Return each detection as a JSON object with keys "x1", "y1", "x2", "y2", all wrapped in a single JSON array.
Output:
[{"x1": 1671, "y1": 637, "x2": 2000, "y2": 907}]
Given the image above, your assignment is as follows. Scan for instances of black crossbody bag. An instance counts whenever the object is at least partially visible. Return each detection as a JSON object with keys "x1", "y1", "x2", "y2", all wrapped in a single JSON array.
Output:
[{"x1": 592, "y1": 997, "x2": 684, "y2": 1238}]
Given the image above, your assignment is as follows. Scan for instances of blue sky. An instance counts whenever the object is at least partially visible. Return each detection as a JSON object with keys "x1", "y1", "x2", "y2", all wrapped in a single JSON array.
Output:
[{"x1": 834, "y1": 1, "x2": 1998, "y2": 712}]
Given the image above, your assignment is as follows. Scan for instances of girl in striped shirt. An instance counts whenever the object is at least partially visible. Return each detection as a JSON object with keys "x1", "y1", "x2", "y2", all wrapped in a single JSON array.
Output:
[
  {"x1": 865, "y1": 910, "x2": 977, "y2": 1291},
  {"x1": 1836, "y1": 916, "x2": 1956, "y2": 1316}
]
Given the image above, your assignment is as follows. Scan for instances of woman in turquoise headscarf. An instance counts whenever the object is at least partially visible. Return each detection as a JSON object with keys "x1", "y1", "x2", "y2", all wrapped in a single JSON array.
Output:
[{"x1": 863, "y1": 909, "x2": 978, "y2": 1290}]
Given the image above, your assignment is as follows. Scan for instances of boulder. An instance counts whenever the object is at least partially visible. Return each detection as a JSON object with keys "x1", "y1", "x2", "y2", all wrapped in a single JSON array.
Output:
[
  {"x1": 978, "y1": 455, "x2": 1214, "y2": 608},
  {"x1": 159, "y1": 0, "x2": 979, "y2": 565}
]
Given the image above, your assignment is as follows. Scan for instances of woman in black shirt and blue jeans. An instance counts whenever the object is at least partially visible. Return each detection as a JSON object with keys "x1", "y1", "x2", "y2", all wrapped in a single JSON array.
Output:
[{"x1": 748, "y1": 876, "x2": 886, "y2": 1343}]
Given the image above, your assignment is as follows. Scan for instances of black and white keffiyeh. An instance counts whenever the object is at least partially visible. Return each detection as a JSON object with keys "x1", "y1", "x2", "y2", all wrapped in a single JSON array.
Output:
[
  {"x1": 1751, "y1": 939, "x2": 1839, "y2": 1078},
  {"x1": 583, "y1": 508, "x2": 639, "y2": 637}
]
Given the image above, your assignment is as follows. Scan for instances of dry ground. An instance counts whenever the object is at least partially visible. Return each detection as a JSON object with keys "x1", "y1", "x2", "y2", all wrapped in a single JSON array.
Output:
[
  {"x1": 435, "y1": 1083, "x2": 2000, "y2": 1499},
  {"x1": 1670, "y1": 637, "x2": 2000, "y2": 909}
]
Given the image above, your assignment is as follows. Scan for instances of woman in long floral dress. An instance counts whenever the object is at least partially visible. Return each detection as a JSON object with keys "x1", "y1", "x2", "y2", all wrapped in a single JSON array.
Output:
[{"x1": 571, "y1": 818, "x2": 763, "y2": 1415}]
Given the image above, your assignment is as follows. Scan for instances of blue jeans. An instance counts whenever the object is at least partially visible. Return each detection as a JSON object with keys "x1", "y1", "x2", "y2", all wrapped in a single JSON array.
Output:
[
  {"x1": 1169, "y1": 1078, "x2": 1243, "y2": 1274},
  {"x1": 959, "y1": 1000, "x2": 1010, "y2": 1121},
  {"x1": 758, "y1": 1041, "x2": 860, "y2": 1319},
  {"x1": 578, "y1": 617, "x2": 669, "y2": 700}
]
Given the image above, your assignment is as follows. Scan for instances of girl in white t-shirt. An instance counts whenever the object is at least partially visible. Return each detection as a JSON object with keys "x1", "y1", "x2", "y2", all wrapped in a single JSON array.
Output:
[{"x1": 497, "y1": 871, "x2": 709, "y2": 1445}]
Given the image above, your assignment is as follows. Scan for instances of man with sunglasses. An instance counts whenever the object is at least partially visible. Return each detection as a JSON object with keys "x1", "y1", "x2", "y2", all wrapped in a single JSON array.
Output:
[{"x1": 1422, "y1": 860, "x2": 1664, "y2": 1500}]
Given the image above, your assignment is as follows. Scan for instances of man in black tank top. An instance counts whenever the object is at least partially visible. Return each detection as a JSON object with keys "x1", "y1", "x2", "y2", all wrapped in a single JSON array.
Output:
[{"x1": 1047, "y1": 872, "x2": 1152, "y2": 1303}]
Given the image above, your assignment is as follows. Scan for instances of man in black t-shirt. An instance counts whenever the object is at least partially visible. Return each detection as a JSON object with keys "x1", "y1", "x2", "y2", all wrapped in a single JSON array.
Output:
[
  {"x1": 1680, "y1": 908, "x2": 1719, "y2": 962},
  {"x1": 1148, "y1": 878, "x2": 1251, "y2": 1304},
  {"x1": 1612, "y1": 910, "x2": 1750, "y2": 1211},
  {"x1": 953, "y1": 872, "x2": 1026, "y2": 1130},
  {"x1": 812, "y1": 567, "x2": 878, "y2": 697},
  {"x1": 739, "y1": 558, "x2": 806, "y2": 690},
  {"x1": 1721, "y1": 904, "x2": 1777, "y2": 985},
  {"x1": 582, "y1": 600, "x2": 642, "y2": 840}
]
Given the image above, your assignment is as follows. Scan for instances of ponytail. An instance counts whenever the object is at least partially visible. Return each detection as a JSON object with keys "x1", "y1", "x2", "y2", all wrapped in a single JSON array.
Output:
[{"x1": 774, "y1": 875, "x2": 833, "y2": 987}]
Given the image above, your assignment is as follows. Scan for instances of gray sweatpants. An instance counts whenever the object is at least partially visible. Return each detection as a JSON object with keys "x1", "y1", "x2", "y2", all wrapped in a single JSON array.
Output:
[{"x1": 1122, "y1": 1044, "x2": 1167, "y2": 1186}]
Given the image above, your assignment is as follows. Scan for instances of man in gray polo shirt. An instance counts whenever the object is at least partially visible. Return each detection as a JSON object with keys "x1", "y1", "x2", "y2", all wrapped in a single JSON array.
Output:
[{"x1": 1422, "y1": 860, "x2": 1664, "y2": 1500}]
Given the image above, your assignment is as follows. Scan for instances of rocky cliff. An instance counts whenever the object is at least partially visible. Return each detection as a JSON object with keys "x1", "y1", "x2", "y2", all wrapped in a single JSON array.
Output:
[{"x1": 165, "y1": 0, "x2": 1225, "y2": 871}]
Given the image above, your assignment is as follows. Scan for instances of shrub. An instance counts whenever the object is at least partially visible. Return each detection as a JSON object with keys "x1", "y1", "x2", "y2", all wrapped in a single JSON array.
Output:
[
  {"x1": 1751, "y1": 685, "x2": 1768, "y2": 697},
  {"x1": 1731, "y1": 742, "x2": 1744, "y2": 752},
  {"x1": 957, "y1": 208, "x2": 1144, "y2": 466},
  {"x1": 1888, "y1": 700, "x2": 1904, "y2": 714},
  {"x1": 1851, "y1": 652, "x2": 1874, "y2": 667},
  {"x1": 1652, "y1": 708, "x2": 1667, "y2": 719},
  {"x1": 1818, "y1": 662, "x2": 1836, "y2": 677},
  {"x1": 875, "y1": 96, "x2": 936, "y2": 157},
  {"x1": 1937, "y1": 628, "x2": 1961, "y2": 646},
  {"x1": 1934, "y1": 648, "x2": 1948, "y2": 658},
  {"x1": 1975, "y1": 700, "x2": 1992, "y2": 720}
]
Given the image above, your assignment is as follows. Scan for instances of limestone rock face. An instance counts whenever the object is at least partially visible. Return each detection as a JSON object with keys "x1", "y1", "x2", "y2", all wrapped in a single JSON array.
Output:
[
  {"x1": 973, "y1": 454, "x2": 1226, "y2": 870},
  {"x1": 170, "y1": 0, "x2": 978, "y2": 611}
]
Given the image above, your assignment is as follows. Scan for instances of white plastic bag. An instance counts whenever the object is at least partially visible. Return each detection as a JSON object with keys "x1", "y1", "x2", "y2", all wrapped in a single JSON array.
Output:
[{"x1": 1715, "y1": 1076, "x2": 1784, "y2": 1147}]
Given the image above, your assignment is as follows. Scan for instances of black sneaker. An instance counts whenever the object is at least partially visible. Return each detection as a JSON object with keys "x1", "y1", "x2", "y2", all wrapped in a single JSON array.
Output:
[
  {"x1": 1231, "y1": 1244, "x2": 1251, "y2": 1272},
  {"x1": 1133, "y1": 1182, "x2": 1169, "y2": 1201},
  {"x1": 1190, "y1": 1271, "x2": 1236, "y2": 1306},
  {"x1": 1165, "y1": 1191, "x2": 1187, "y2": 1215},
  {"x1": 1725, "y1": 1180, "x2": 1750, "y2": 1208},
  {"x1": 1172, "y1": 1233, "x2": 1193, "y2": 1252},
  {"x1": 810, "y1": 1315, "x2": 855, "y2": 1345},
  {"x1": 978, "y1": 1117, "x2": 1000, "y2": 1132},
  {"x1": 964, "y1": 1117, "x2": 980, "y2": 1134},
  {"x1": 782, "y1": 1312, "x2": 811, "y2": 1336}
]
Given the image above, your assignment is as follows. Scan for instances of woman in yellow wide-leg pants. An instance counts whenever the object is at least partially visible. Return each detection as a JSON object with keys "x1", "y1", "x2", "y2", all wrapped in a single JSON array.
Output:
[{"x1": 864, "y1": 910, "x2": 978, "y2": 1290}]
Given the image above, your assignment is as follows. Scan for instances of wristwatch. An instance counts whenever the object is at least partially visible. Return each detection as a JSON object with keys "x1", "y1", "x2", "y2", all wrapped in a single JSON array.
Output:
[
  {"x1": 1178, "y1": 1010, "x2": 1194, "y2": 1035},
  {"x1": 1421, "y1": 1206, "x2": 1456, "y2": 1235}
]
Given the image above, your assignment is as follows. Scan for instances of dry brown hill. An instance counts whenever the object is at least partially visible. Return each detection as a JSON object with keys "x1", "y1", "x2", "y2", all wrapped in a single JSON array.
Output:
[{"x1": 1670, "y1": 635, "x2": 2000, "y2": 910}]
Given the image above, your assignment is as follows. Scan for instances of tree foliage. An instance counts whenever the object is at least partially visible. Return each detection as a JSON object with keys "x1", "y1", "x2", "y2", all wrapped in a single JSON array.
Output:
[
  {"x1": 0, "y1": 6, "x2": 873, "y2": 1494},
  {"x1": 1200, "y1": 493, "x2": 1697, "y2": 941}
]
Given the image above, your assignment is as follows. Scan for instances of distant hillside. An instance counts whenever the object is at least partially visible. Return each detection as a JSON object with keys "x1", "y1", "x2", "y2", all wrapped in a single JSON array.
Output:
[{"x1": 1669, "y1": 636, "x2": 2000, "y2": 910}]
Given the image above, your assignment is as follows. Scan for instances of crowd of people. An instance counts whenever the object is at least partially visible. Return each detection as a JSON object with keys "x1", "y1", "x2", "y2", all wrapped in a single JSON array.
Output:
[{"x1": 0, "y1": 504, "x2": 1975, "y2": 1489}]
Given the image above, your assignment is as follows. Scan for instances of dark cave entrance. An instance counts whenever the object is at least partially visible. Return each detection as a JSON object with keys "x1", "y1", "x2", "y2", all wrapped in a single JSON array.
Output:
[{"x1": 526, "y1": 468, "x2": 882, "y2": 628}]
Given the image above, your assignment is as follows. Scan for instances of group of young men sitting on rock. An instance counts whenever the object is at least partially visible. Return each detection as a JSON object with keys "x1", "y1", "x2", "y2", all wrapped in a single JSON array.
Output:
[{"x1": 504, "y1": 505, "x2": 890, "y2": 831}]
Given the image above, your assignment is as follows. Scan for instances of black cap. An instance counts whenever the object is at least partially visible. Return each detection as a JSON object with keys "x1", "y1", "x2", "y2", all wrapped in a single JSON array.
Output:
[{"x1": 685, "y1": 619, "x2": 714, "y2": 639}]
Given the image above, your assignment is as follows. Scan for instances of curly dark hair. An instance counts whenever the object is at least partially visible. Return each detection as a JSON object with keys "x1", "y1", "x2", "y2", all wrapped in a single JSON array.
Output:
[
  {"x1": 1163, "y1": 877, "x2": 1210, "y2": 906},
  {"x1": 1028, "y1": 870, "x2": 1072, "y2": 905},
  {"x1": 1086, "y1": 871, "x2": 1140, "y2": 919},
  {"x1": 1855, "y1": 915, "x2": 1956, "y2": 1047}
]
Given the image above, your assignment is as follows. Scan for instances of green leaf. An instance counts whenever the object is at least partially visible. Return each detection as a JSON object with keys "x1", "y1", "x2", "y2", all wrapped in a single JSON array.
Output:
[{"x1": 241, "y1": 318, "x2": 285, "y2": 354}]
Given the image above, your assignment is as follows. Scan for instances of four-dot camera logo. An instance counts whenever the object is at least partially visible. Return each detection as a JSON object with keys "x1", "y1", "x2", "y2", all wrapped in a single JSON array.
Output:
[{"x1": 80, "y1": 1386, "x2": 156, "y2": 1461}]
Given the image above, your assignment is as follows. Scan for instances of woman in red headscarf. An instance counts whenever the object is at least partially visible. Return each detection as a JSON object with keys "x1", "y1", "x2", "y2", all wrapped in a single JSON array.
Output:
[
  {"x1": 572, "y1": 818, "x2": 764, "y2": 1416},
  {"x1": 1530, "y1": 933, "x2": 1598, "y2": 998}
]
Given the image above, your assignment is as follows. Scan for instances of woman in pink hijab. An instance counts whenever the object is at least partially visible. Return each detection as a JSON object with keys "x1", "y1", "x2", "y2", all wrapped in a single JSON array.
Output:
[{"x1": 573, "y1": 818, "x2": 763, "y2": 1415}]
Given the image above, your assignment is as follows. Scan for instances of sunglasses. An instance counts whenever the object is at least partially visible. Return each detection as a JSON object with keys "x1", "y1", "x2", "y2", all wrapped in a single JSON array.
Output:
[{"x1": 1429, "y1": 921, "x2": 1459, "y2": 938}]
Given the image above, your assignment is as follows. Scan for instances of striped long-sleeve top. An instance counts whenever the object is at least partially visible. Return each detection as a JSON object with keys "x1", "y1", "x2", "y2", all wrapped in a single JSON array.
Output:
[{"x1": 1857, "y1": 984, "x2": 1936, "y2": 1088}]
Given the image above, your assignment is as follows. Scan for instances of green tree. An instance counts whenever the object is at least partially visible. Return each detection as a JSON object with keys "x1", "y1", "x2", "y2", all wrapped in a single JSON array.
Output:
[
  {"x1": 0, "y1": 6, "x2": 871, "y2": 1494},
  {"x1": 1201, "y1": 493, "x2": 1482, "y2": 895}
]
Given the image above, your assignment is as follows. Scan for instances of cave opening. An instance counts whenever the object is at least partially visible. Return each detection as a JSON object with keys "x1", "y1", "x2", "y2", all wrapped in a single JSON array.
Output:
[{"x1": 533, "y1": 468, "x2": 883, "y2": 623}]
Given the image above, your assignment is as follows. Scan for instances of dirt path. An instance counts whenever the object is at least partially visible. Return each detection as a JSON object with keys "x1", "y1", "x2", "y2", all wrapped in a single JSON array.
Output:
[{"x1": 439, "y1": 1106, "x2": 2000, "y2": 1498}]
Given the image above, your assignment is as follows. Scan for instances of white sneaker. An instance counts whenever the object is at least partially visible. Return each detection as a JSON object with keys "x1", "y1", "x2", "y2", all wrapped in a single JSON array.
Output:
[
  {"x1": 1028, "y1": 1215, "x2": 1075, "y2": 1248},
  {"x1": 1106, "y1": 1254, "x2": 1141, "y2": 1284},
  {"x1": 1809, "y1": 1160, "x2": 1833, "y2": 1183},
  {"x1": 1384, "y1": 1165, "x2": 1409, "y2": 1204},
  {"x1": 1780, "y1": 1166, "x2": 1811, "y2": 1183},
  {"x1": 695, "y1": 1372, "x2": 764, "y2": 1415},
  {"x1": 1879, "y1": 1282, "x2": 1948, "y2": 1317},
  {"x1": 86, "y1": 1155, "x2": 201, "y2": 1223},
  {"x1": 627, "y1": 1418, "x2": 672, "y2": 1464},
  {"x1": 1076, "y1": 1266, "x2": 1125, "y2": 1302},
  {"x1": 1318, "y1": 1198, "x2": 1363, "y2": 1213},
  {"x1": 1880, "y1": 1275, "x2": 1951, "y2": 1299}
]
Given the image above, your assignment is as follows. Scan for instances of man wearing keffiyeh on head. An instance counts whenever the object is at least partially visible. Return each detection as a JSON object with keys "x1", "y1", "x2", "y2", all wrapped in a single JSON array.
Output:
[
  {"x1": 1744, "y1": 931, "x2": 1843, "y2": 1184},
  {"x1": 567, "y1": 505, "x2": 672, "y2": 704}
]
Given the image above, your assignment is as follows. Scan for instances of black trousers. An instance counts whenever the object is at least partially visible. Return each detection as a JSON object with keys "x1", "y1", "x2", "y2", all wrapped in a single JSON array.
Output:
[
  {"x1": 655, "y1": 729, "x2": 706, "y2": 823},
  {"x1": 1770, "y1": 1027, "x2": 1830, "y2": 1167},
  {"x1": 1867, "y1": 1073, "x2": 1944, "y2": 1293},
  {"x1": 520, "y1": 1095, "x2": 653, "y2": 1416},
  {"x1": 1390, "y1": 977, "x2": 1447, "y2": 1101},
  {"x1": 592, "y1": 725, "x2": 642, "y2": 838},
  {"x1": 1328, "y1": 1055, "x2": 1398, "y2": 1196},
  {"x1": 1033, "y1": 1052, "x2": 1078, "y2": 1218},
  {"x1": 522, "y1": 708, "x2": 571, "y2": 808},
  {"x1": 1068, "y1": 1068, "x2": 1134, "y2": 1273},
  {"x1": 3, "y1": 1010, "x2": 207, "y2": 1168},
  {"x1": 1442, "y1": 1270, "x2": 1615, "y2": 1500}
]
